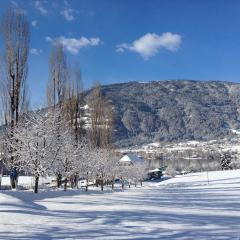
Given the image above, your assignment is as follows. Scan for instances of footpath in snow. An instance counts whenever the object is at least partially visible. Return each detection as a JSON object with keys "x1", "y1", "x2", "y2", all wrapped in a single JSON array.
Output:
[{"x1": 1, "y1": 170, "x2": 240, "y2": 239}]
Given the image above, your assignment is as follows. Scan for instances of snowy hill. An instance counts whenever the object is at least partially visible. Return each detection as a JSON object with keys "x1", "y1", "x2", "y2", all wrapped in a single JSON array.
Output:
[{"x1": 151, "y1": 169, "x2": 240, "y2": 187}]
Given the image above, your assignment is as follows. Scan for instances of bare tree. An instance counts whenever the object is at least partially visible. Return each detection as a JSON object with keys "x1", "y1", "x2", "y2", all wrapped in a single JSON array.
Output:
[
  {"x1": 0, "y1": 7, "x2": 29, "y2": 125},
  {"x1": 88, "y1": 83, "x2": 113, "y2": 148},
  {"x1": 63, "y1": 64, "x2": 85, "y2": 140},
  {"x1": 47, "y1": 43, "x2": 67, "y2": 108},
  {"x1": 46, "y1": 44, "x2": 68, "y2": 186},
  {"x1": 0, "y1": 7, "x2": 30, "y2": 189}
]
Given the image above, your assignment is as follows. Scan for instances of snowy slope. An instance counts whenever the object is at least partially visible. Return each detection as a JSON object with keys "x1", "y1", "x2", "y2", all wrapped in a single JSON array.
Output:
[
  {"x1": 1, "y1": 176, "x2": 53, "y2": 188},
  {"x1": 1, "y1": 170, "x2": 240, "y2": 239},
  {"x1": 150, "y1": 169, "x2": 240, "y2": 187}
]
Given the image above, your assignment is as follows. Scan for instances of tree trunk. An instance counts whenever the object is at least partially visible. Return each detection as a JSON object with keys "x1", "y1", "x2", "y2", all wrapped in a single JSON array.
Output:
[
  {"x1": 85, "y1": 178, "x2": 88, "y2": 192},
  {"x1": 57, "y1": 173, "x2": 62, "y2": 188},
  {"x1": 10, "y1": 168, "x2": 18, "y2": 189},
  {"x1": 16, "y1": 99, "x2": 19, "y2": 123},
  {"x1": 10, "y1": 176, "x2": 15, "y2": 189},
  {"x1": 140, "y1": 180, "x2": 143, "y2": 187},
  {"x1": 112, "y1": 181, "x2": 114, "y2": 190},
  {"x1": 96, "y1": 177, "x2": 99, "y2": 187},
  {"x1": 100, "y1": 173, "x2": 104, "y2": 191},
  {"x1": 70, "y1": 176, "x2": 74, "y2": 189},
  {"x1": 0, "y1": 168, "x2": 2, "y2": 190},
  {"x1": 121, "y1": 180, "x2": 124, "y2": 191},
  {"x1": 34, "y1": 175, "x2": 39, "y2": 193},
  {"x1": 64, "y1": 178, "x2": 67, "y2": 191},
  {"x1": 74, "y1": 175, "x2": 78, "y2": 188}
]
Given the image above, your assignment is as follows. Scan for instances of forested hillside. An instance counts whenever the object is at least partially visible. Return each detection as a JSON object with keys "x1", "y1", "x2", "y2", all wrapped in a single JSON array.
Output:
[{"x1": 92, "y1": 80, "x2": 240, "y2": 146}]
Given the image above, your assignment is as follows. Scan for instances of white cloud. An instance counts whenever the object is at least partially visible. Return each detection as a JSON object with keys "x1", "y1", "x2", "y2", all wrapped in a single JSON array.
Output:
[
  {"x1": 45, "y1": 36, "x2": 52, "y2": 42},
  {"x1": 34, "y1": 1, "x2": 48, "y2": 15},
  {"x1": 116, "y1": 32, "x2": 182, "y2": 59},
  {"x1": 30, "y1": 48, "x2": 43, "y2": 55},
  {"x1": 46, "y1": 36, "x2": 102, "y2": 54},
  {"x1": 32, "y1": 20, "x2": 38, "y2": 27},
  {"x1": 116, "y1": 47, "x2": 125, "y2": 53},
  {"x1": 11, "y1": 0, "x2": 18, "y2": 7},
  {"x1": 61, "y1": 0, "x2": 76, "y2": 21},
  {"x1": 60, "y1": 8, "x2": 74, "y2": 21}
]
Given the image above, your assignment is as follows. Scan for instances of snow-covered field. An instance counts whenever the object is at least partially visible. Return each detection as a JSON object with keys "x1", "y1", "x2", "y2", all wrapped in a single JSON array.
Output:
[{"x1": 1, "y1": 170, "x2": 240, "y2": 239}]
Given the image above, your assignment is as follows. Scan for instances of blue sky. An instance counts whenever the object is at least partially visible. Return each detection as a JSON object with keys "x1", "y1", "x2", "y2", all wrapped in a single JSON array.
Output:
[{"x1": 0, "y1": 0, "x2": 240, "y2": 107}]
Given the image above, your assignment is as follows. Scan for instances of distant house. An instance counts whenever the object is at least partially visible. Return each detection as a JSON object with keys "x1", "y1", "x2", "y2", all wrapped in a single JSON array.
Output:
[
  {"x1": 119, "y1": 154, "x2": 145, "y2": 166},
  {"x1": 148, "y1": 168, "x2": 162, "y2": 179},
  {"x1": 148, "y1": 166, "x2": 167, "y2": 179}
]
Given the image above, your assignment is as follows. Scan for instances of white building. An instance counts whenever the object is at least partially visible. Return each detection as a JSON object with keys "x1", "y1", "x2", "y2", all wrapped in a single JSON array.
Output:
[{"x1": 119, "y1": 154, "x2": 145, "y2": 166}]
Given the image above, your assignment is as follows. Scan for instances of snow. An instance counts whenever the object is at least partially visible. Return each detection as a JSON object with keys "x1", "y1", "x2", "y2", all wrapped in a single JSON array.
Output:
[
  {"x1": 149, "y1": 168, "x2": 161, "y2": 173},
  {"x1": 230, "y1": 129, "x2": 240, "y2": 135},
  {"x1": 1, "y1": 170, "x2": 240, "y2": 239},
  {"x1": 82, "y1": 105, "x2": 89, "y2": 110},
  {"x1": 1, "y1": 176, "x2": 53, "y2": 188},
  {"x1": 151, "y1": 169, "x2": 240, "y2": 187},
  {"x1": 119, "y1": 154, "x2": 145, "y2": 164}
]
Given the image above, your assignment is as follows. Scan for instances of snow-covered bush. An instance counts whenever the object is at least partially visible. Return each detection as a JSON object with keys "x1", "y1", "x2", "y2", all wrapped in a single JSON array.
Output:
[
  {"x1": 165, "y1": 165, "x2": 176, "y2": 177},
  {"x1": 220, "y1": 151, "x2": 233, "y2": 170}
]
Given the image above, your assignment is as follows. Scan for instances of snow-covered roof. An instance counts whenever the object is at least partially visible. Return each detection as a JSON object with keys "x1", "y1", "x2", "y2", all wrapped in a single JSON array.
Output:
[
  {"x1": 149, "y1": 168, "x2": 161, "y2": 173},
  {"x1": 119, "y1": 154, "x2": 145, "y2": 165}
]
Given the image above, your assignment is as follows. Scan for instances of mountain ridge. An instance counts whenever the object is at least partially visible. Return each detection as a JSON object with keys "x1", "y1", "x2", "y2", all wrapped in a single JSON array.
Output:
[{"x1": 94, "y1": 80, "x2": 240, "y2": 147}]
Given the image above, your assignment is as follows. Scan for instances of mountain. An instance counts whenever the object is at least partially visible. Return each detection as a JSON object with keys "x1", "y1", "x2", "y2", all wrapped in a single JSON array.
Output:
[{"x1": 92, "y1": 80, "x2": 240, "y2": 147}]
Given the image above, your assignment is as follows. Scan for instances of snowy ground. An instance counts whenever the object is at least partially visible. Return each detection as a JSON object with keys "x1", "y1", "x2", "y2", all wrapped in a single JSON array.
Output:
[{"x1": 1, "y1": 170, "x2": 240, "y2": 239}]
